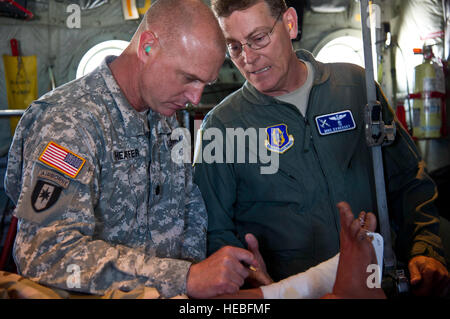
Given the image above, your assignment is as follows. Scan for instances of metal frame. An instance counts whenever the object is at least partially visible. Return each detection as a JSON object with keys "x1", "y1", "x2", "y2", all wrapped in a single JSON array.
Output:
[{"x1": 0, "y1": 110, "x2": 25, "y2": 117}]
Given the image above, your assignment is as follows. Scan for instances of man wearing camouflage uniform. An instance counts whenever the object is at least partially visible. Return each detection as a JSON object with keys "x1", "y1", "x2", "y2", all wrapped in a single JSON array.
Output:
[{"x1": 4, "y1": 0, "x2": 259, "y2": 299}]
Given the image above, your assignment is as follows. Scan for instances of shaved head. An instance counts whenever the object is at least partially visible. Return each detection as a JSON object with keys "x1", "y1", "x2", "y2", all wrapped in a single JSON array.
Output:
[{"x1": 133, "y1": 0, "x2": 225, "y2": 53}]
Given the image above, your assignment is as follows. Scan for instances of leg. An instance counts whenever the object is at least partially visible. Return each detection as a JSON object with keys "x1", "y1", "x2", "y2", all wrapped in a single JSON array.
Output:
[{"x1": 323, "y1": 202, "x2": 386, "y2": 299}]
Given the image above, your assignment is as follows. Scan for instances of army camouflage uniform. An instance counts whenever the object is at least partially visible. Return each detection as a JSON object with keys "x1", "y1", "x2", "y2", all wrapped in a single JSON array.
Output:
[{"x1": 4, "y1": 56, "x2": 207, "y2": 298}]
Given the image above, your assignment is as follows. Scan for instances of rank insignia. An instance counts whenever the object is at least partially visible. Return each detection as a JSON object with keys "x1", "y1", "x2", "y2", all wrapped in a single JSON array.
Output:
[
  {"x1": 315, "y1": 110, "x2": 356, "y2": 136},
  {"x1": 264, "y1": 124, "x2": 294, "y2": 154},
  {"x1": 31, "y1": 180, "x2": 62, "y2": 212}
]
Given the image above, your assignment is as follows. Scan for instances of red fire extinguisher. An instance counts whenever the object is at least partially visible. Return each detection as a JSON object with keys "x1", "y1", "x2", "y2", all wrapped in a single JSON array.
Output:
[{"x1": 408, "y1": 45, "x2": 447, "y2": 139}]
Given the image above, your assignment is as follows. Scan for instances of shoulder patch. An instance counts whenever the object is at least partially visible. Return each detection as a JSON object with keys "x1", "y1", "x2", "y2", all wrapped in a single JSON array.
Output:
[
  {"x1": 38, "y1": 169, "x2": 70, "y2": 188},
  {"x1": 31, "y1": 180, "x2": 62, "y2": 212},
  {"x1": 39, "y1": 142, "x2": 86, "y2": 178}
]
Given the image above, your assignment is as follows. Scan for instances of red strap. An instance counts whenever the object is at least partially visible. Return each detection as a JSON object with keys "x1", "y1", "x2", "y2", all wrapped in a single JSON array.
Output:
[
  {"x1": 395, "y1": 104, "x2": 409, "y2": 132},
  {"x1": 408, "y1": 92, "x2": 446, "y2": 99},
  {"x1": 1, "y1": 0, "x2": 34, "y2": 20},
  {"x1": 10, "y1": 38, "x2": 19, "y2": 56},
  {"x1": 408, "y1": 93, "x2": 421, "y2": 99}
]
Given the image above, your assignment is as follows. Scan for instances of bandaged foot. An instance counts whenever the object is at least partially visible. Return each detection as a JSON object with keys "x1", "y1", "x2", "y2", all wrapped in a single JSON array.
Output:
[{"x1": 323, "y1": 202, "x2": 386, "y2": 299}]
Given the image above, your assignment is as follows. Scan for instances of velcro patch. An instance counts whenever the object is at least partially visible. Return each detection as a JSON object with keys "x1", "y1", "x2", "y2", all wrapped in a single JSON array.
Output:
[
  {"x1": 31, "y1": 180, "x2": 62, "y2": 213},
  {"x1": 38, "y1": 169, "x2": 70, "y2": 188},
  {"x1": 39, "y1": 142, "x2": 86, "y2": 178},
  {"x1": 264, "y1": 124, "x2": 294, "y2": 154},
  {"x1": 113, "y1": 149, "x2": 140, "y2": 161},
  {"x1": 315, "y1": 110, "x2": 356, "y2": 136}
]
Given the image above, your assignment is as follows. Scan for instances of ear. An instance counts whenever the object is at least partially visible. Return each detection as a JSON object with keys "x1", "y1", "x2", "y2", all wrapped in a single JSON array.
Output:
[
  {"x1": 137, "y1": 30, "x2": 159, "y2": 62},
  {"x1": 283, "y1": 7, "x2": 298, "y2": 40}
]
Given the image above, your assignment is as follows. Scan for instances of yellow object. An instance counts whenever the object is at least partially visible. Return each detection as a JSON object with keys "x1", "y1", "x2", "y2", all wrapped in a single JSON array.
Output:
[
  {"x1": 122, "y1": 0, "x2": 139, "y2": 20},
  {"x1": 3, "y1": 55, "x2": 37, "y2": 136},
  {"x1": 411, "y1": 46, "x2": 444, "y2": 139},
  {"x1": 137, "y1": 0, "x2": 151, "y2": 15},
  {"x1": 122, "y1": 0, "x2": 151, "y2": 20}
]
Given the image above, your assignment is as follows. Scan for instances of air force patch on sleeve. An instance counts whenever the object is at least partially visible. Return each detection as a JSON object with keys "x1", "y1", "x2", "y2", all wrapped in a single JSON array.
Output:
[
  {"x1": 264, "y1": 124, "x2": 294, "y2": 154},
  {"x1": 315, "y1": 110, "x2": 356, "y2": 136}
]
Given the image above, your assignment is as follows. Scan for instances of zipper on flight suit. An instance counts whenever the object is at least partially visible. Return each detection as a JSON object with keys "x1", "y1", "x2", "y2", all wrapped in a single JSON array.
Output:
[
  {"x1": 303, "y1": 118, "x2": 311, "y2": 153},
  {"x1": 305, "y1": 87, "x2": 341, "y2": 240},
  {"x1": 277, "y1": 97, "x2": 311, "y2": 153}
]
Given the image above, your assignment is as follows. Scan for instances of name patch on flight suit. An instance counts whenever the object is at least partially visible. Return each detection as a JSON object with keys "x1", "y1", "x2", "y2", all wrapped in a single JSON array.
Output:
[
  {"x1": 315, "y1": 110, "x2": 356, "y2": 136},
  {"x1": 264, "y1": 124, "x2": 294, "y2": 154},
  {"x1": 113, "y1": 149, "x2": 140, "y2": 161}
]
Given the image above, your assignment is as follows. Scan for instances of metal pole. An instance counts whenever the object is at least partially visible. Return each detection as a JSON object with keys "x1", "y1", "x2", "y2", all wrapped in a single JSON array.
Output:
[
  {"x1": 360, "y1": 0, "x2": 396, "y2": 271},
  {"x1": 0, "y1": 110, "x2": 25, "y2": 117}
]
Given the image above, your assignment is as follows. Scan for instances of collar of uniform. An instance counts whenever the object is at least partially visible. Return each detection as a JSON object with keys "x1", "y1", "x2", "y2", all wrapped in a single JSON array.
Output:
[
  {"x1": 295, "y1": 49, "x2": 330, "y2": 85},
  {"x1": 100, "y1": 56, "x2": 149, "y2": 137},
  {"x1": 148, "y1": 109, "x2": 177, "y2": 135},
  {"x1": 242, "y1": 49, "x2": 330, "y2": 106}
]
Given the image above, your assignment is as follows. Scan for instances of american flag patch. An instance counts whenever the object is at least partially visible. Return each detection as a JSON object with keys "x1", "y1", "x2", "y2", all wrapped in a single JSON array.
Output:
[{"x1": 39, "y1": 142, "x2": 86, "y2": 178}]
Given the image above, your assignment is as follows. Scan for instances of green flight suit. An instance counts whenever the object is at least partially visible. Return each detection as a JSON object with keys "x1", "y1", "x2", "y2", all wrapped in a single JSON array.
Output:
[{"x1": 194, "y1": 50, "x2": 445, "y2": 281}]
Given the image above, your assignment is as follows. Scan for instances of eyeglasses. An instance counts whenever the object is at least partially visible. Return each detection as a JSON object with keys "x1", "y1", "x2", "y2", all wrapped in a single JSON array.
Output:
[{"x1": 226, "y1": 12, "x2": 283, "y2": 58}]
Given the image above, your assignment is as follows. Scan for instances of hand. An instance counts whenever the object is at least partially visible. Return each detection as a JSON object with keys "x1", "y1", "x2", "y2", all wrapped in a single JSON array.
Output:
[
  {"x1": 244, "y1": 233, "x2": 274, "y2": 287},
  {"x1": 186, "y1": 246, "x2": 257, "y2": 299},
  {"x1": 409, "y1": 255, "x2": 450, "y2": 297}
]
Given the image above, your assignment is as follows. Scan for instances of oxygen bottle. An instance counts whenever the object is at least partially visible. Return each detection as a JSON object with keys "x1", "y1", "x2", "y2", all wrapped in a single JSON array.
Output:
[{"x1": 410, "y1": 45, "x2": 446, "y2": 138}]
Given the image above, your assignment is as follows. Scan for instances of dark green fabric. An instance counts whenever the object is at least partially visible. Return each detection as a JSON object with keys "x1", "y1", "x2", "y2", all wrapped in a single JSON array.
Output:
[{"x1": 194, "y1": 50, "x2": 446, "y2": 281}]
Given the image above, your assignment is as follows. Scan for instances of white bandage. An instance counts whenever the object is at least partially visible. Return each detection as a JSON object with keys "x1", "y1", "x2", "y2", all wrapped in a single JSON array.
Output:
[{"x1": 260, "y1": 253, "x2": 339, "y2": 299}]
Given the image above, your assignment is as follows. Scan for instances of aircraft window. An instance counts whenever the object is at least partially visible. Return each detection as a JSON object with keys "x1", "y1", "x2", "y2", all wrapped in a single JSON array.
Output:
[
  {"x1": 315, "y1": 36, "x2": 364, "y2": 67},
  {"x1": 76, "y1": 40, "x2": 129, "y2": 78}
]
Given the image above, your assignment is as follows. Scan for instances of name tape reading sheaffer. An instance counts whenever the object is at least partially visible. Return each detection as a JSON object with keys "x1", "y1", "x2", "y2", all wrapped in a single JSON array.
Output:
[
  {"x1": 39, "y1": 142, "x2": 86, "y2": 178},
  {"x1": 113, "y1": 149, "x2": 140, "y2": 161},
  {"x1": 315, "y1": 110, "x2": 356, "y2": 136}
]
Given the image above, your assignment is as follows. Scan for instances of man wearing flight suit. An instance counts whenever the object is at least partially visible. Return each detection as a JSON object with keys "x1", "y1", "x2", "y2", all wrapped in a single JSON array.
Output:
[{"x1": 194, "y1": 0, "x2": 449, "y2": 296}]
